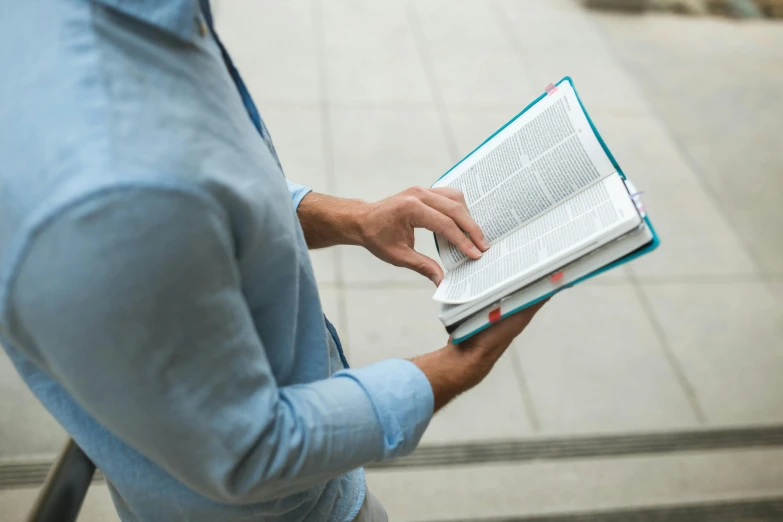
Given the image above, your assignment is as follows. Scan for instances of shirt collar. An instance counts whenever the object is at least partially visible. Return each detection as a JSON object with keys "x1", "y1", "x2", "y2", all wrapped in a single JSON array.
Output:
[{"x1": 95, "y1": 0, "x2": 202, "y2": 42}]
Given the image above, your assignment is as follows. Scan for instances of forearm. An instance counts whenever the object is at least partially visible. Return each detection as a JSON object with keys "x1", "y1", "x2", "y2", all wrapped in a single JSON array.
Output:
[
  {"x1": 297, "y1": 192, "x2": 368, "y2": 249},
  {"x1": 411, "y1": 343, "x2": 502, "y2": 412},
  {"x1": 412, "y1": 300, "x2": 548, "y2": 412},
  {"x1": 10, "y1": 190, "x2": 435, "y2": 504}
]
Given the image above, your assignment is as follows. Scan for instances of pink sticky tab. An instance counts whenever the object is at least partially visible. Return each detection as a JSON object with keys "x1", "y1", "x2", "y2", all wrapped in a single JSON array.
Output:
[
  {"x1": 550, "y1": 271, "x2": 564, "y2": 284},
  {"x1": 488, "y1": 308, "x2": 502, "y2": 323},
  {"x1": 545, "y1": 83, "x2": 558, "y2": 95}
]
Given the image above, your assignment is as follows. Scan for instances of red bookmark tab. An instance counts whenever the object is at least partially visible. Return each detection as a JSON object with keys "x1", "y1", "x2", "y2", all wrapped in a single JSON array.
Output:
[
  {"x1": 550, "y1": 271, "x2": 565, "y2": 284},
  {"x1": 545, "y1": 82, "x2": 558, "y2": 95},
  {"x1": 488, "y1": 307, "x2": 502, "y2": 323}
]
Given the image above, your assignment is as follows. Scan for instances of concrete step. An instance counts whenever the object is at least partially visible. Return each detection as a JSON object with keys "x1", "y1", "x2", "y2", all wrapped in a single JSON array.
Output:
[
  {"x1": 366, "y1": 448, "x2": 783, "y2": 521},
  {"x1": 3, "y1": 449, "x2": 782, "y2": 522},
  {"x1": 3, "y1": 427, "x2": 783, "y2": 521},
  {"x1": 0, "y1": 484, "x2": 119, "y2": 522}
]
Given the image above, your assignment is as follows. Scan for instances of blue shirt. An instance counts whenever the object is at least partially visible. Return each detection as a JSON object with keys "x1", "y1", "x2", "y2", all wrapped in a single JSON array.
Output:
[{"x1": 0, "y1": 1, "x2": 433, "y2": 521}]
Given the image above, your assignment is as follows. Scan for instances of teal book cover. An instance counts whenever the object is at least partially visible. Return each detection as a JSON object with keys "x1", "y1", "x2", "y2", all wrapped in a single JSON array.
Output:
[{"x1": 432, "y1": 76, "x2": 660, "y2": 343}]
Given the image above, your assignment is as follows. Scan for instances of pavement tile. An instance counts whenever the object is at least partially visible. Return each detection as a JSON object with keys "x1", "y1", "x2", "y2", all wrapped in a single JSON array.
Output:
[
  {"x1": 215, "y1": 0, "x2": 320, "y2": 104},
  {"x1": 413, "y1": 1, "x2": 538, "y2": 109},
  {"x1": 0, "y1": 484, "x2": 120, "y2": 522},
  {"x1": 493, "y1": 5, "x2": 648, "y2": 113},
  {"x1": 259, "y1": 106, "x2": 329, "y2": 195},
  {"x1": 746, "y1": 19, "x2": 783, "y2": 61},
  {"x1": 341, "y1": 288, "x2": 444, "y2": 364},
  {"x1": 770, "y1": 282, "x2": 783, "y2": 306},
  {"x1": 595, "y1": 12, "x2": 783, "y2": 275},
  {"x1": 527, "y1": 55, "x2": 649, "y2": 113},
  {"x1": 430, "y1": 50, "x2": 539, "y2": 110},
  {"x1": 329, "y1": 107, "x2": 452, "y2": 201},
  {"x1": 682, "y1": 135, "x2": 783, "y2": 276},
  {"x1": 629, "y1": 174, "x2": 759, "y2": 278},
  {"x1": 514, "y1": 284, "x2": 700, "y2": 434},
  {"x1": 0, "y1": 351, "x2": 67, "y2": 460},
  {"x1": 585, "y1": 112, "x2": 759, "y2": 278},
  {"x1": 309, "y1": 248, "x2": 339, "y2": 286},
  {"x1": 641, "y1": 282, "x2": 783, "y2": 426},
  {"x1": 413, "y1": 1, "x2": 521, "y2": 52},
  {"x1": 318, "y1": 286, "x2": 343, "y2": 335},
  {"x1": 342, "y1": 288, "x2": 535, "y2": 443},
  {"x1": 321, "y1": 0, "x2": 432, "y2": 104},
  {"x1": 658, "y1": 80, "x2": 783, "y2": 275},
  {"x1": 496, "y1": 0, "x2": 582, "y2": 14},
  {"x1": 588, "y1": 112, "x2": 699, "y2": 190},
  {"x1": 499, "y1": 4, "x2": 611, "y2": 57},
  {"x1": 424, "y1": 352, "x2": 535, "y2": 444}
]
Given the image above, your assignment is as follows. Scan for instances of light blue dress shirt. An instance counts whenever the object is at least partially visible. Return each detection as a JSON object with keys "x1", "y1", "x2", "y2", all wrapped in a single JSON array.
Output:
[{"x1": 0, "y1": 1, "x2": 434, "y2": 521}]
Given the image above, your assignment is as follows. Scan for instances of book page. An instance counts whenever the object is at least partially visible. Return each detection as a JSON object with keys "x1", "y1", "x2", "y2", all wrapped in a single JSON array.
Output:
[
  {"x1": 433, "y1": 82, "x2": 615, "y2": 269},
  {"x1": 432, "y1": 174, "x2": 639, "y2": 304},
  {"x1": 440, "y1": 218, "x2": 653, "y2": 326}
]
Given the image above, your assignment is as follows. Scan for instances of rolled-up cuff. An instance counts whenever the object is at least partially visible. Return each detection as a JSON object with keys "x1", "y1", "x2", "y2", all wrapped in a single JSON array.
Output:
[
  {"x1": 333, "y1": 359, "x2": 434, "y2": 460},
  {"x1": 286, "y1": 180, "x2": 312, "y2": 210}
]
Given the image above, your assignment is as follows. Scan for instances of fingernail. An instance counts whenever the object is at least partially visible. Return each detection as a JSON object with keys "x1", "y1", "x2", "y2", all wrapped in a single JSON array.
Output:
[
  {"x1": 430, "y1": 275, "x2": 440, "y2": 286},
  {"x1": 472, "y1": 246, "x2": 482, "y2": 258},
  {"x1": 480, "y1": 238, "x2": 490, "y2": 250}
]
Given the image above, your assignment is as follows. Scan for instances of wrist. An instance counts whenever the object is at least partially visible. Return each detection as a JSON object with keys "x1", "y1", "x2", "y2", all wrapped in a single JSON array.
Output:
[
  {"x1": 340, "y1": 198, "x2": 372, "y2": 247},
  {"x1": 412, "y1": 343, "x2": 495, "y2": 411},
  {"x1": 297, "y1": 192, "x2": 370, "y2": 248}
]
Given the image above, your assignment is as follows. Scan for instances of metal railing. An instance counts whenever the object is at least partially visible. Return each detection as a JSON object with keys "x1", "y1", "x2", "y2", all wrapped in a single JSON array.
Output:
[{"x1": 26, "y1": 440, "x2": 95, "y2": 522}]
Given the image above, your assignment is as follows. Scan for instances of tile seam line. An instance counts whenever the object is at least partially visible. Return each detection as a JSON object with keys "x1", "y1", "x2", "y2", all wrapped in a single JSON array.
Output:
[
  {"x1": 490, "y1": 0, "x2": 540, "y2": 95},
  {"x1": 405, "y1": 4, "x2": 460, "y2": 163},
  {"x1": 310, "y1": 0, "x2": 350, "y2": 342},
  {"x1": 583, "y1": 9, "x2": 767, "y2": 275},
  {"x1": 628, "y1": 270, "x2": 709, "y2": 424},
  {"x1": 510, "y1": 347, "x2": 542, "y2": 433},
  {"x1": 493, "y1": 3, "x2": 753, "y2": 425},
  {"x1": 578, "y1": 8, "x2": 766, "y2": 422},
  {"x1": 490, "y1": 1, "x2": 706, "y2": 424}
]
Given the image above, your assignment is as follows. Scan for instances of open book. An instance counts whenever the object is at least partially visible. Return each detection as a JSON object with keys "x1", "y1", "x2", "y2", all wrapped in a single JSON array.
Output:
[{"x1": 432, "y1": 77, "x2": 659, "y2": 343}]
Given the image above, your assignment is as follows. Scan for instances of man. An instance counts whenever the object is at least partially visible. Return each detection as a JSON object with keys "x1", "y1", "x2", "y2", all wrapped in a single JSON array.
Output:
[{"x1": 0, "y1": 1, "x2": 544, "y2": 521}]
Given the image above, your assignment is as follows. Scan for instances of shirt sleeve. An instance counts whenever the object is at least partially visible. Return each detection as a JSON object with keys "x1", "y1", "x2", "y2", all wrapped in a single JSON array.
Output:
[
  {"x1": 7, "y1": 187, "x2": 433, "y2": 504},
  {"x1": 286, "y1": 179, "x2": 312, "y2": 210}
]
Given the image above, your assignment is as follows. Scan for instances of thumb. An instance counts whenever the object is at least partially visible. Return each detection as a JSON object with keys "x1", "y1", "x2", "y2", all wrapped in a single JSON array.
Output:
[{"x1": 397, "y1": 248, "x2": 445, "y2": 286}]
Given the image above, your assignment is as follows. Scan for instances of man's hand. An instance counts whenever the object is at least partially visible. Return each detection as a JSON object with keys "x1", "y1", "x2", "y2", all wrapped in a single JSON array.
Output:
[
  {"x1": 297, "y1": 188, "x2": 489, "y2": 285},
  {"x1": 357, "y1": 187, "x2": 489, "y2": 285},
  {"x1": 411, "y1": 300, "x2": 547, "y2": 411}
]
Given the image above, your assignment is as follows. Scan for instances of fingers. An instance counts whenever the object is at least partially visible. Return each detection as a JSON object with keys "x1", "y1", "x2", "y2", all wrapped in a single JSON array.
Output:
[
  {"x1": 421, "y1": 189, "x2": 489, "y2": 251},
  {"x1": 430, "y1": 186, "x2": 468, "y2": 211},
  {"x1": 395, "y1": 248, "x2": 445, "y2": 286},
  {"x1": 468, "y1": 299, "x2": 549, "y2": 350},
  {"x1": 494, "y1": 299, "x2": 548, "y2": 336},
  {"x1": 410, "y1": 203, "x2": 483, "y2": 260},
  {"x1": 506, "y1": 298, "x2": 548, "y2": 326}
]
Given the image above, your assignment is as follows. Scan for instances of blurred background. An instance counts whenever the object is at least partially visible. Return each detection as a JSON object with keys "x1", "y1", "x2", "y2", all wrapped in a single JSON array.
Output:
[{"x1": 2, "y1": 0, "x2": 782, "y2": 520}]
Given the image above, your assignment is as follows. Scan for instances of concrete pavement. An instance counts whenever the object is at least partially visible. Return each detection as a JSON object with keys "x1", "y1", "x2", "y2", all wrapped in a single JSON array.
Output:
[{"x1": 2, "y1": 1, "x2": 782, "y2": 520}]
